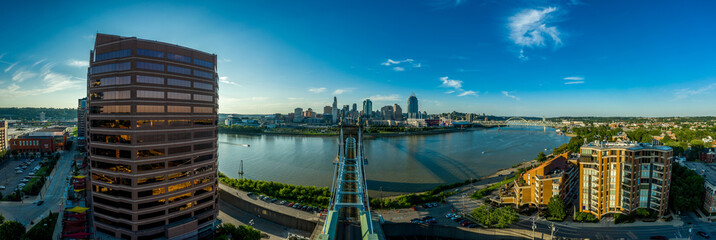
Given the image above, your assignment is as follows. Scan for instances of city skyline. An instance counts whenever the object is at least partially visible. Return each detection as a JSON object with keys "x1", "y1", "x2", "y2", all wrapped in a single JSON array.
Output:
[{"x1": 1, "y1": 1, "x2": 716, "y2": 117}]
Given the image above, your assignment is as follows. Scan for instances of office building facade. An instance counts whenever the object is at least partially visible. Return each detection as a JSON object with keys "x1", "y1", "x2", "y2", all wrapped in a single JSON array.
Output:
[
  {"x1": 362, "y1": 99, "x2": 372, "y2": 118},
  {"x1": 393, "y1": 104, "x2": 403, "y2": 121},
  {"x1": 87, "y1": 33, "x2": 218, "y2": 240},
  {"x1": 578, "y1": 141, "x2": 672, "y2": 219},
  {"x1": 407, "y1": 93, "x2": 418, "y2": 119}
]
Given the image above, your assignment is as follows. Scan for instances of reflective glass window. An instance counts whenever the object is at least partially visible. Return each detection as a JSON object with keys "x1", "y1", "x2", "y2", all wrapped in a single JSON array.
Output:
[
  {"x1": 193, "y1": 82, "x2": 213, "y2": 90},
  {"x1": 138, "y1": 199, "x2": 166, "y2": 209},
  {"x1": 137, "y1": 120, "x2": 164, "y2": 129},
  {"x1": 138, "y1": 162, "x2": 165, "y2": 172},
  {"x1": 167, "y1": 106, "x2": 191, "y2": 113},
  {"x1": 137, "y1": 149, "x2": 165, "y2": 159},
  {"x1": 91, "y1": 173, "x2": 131, "y2": 186},
  {"x1": 91, "y1": 76, "x2": 131, "y2": 87},
  {"x1": 169, "y1": 146, "x2": 191, "y2": 154},
  {"x1": 194, "y1": 131, "x2": 213, "y2": 139},
  {"x1": 193, "y1": 70, "x2": 213, "y2": 79},
  {"x1": 95, "y1": 49, "x2": 131, "y2": 61},
  {"x1": 91, "y1": 120, "x2": 130, "y2": 129},
  {"x1": 194, "y1": 154, "x2": 213, "y2": 163},
  {"x1": 194, "y1": 165, "x2": 213, "y2": 175},
  {"x1": 136, "y1": 61, "x2": 164, "y2": 71},
  {"x1": 137, "y1": 175, "x2": 165, "y2": 185},
  {"x1": 138, "y1": 188, "x2": 166, "y2": 198},
  {"x1": 90, "y1": 90, "x2": 131, "y2": 100},
  {"x1": 168, "y1": 65, "x2": 191, "y2": 75},
  {"x1": 91, "y1": 160, "x2": 132, "y2": 172},
  {"x1": 90, "y1": 62, "x2": 131, "y2": 74},
  {"x1": 194, "y1": 143, "x2": 213, "y2": 151},
  {"x1": 193, "y1": 107, "x2": 213, "y2": 114},
  {"x1": 168, "y1": 181, "x2": 192, "y2": 192},
  {"x1": 137, "y1": 75, "x2": 164, "y2": 85},
  {"x1": 169, "y1": 159, "x2": 192, "y2": 168},
  {"x1": 168, "y1": 170, "x2": 190, "y2": 180},
  {"x1": 167, "y1": 79, "x2": 191, "y2": 87},
  {"x1": 93, "y1": 185, "x2": 132, "y2": 199},
  {"x1": 168, "y1": 53, "x2": 191, "y2": 63},
  {"x1": 137, "y1": 49, "x2": 164, "y2": 58},
  {"x1": 91, "y1": 147, "x2": 131, "y2": 159},
  {"x1": 167, "y1": 92, "x2": 191, "y2": 100},
  {"x1": 168, "y1": 202, "x2": 193, "y2": 214},
  {"x1": 168, "y1": 120, "x2": 192, "y2": 127},
  {"x1": 137, "y1": 105, "x2": 165, "y2": 113},
  {"x1": 137, "y1": 134, "x2": 165, "y2": 144},
  {"x1": 137, "y1": 90, "x2": 165, "y2": 99},
  {"x1": 168, "y1": 192, "x2": 192, "y2": 203},
  {"x1": 168, "y1": 132, "x2": 191, "y2": 141},
  {"x1": 193, "y1": 94, "x2": 213, "y2": 102},
  {"x1": 193, "y1": 119, "x2": 214, "y2": 126},
  {"x1": 91, "y1": 134, "x2": 131, "y2": 144},
  {"x1": 90, "y1": 105, "x2": 131, "y2": 114},
  {"x1": 94, "y1": 196, "x2": 132, "y2": 210},
  {"x1": 193, "y1": 58, "x2": 213, "y2": 68}
]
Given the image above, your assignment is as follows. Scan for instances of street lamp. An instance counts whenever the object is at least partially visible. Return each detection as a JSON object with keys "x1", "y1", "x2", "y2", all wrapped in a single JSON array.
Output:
[
  {"x1": 550, "y1": 222, "x2": 556, "y2": 240},
  {"x1": 532, "y1": 217, "x2": 537, "y2": 240}
]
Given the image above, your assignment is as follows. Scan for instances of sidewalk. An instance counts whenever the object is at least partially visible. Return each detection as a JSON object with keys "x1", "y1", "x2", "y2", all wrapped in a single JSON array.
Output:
[{"x1": 531, "y1": 214, "x2": 684, "y2": 229}]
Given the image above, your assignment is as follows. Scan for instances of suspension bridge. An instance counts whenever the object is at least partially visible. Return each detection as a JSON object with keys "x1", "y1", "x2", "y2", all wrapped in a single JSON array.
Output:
[{"x1": 474, "y1": 117, "x2": 562, "y2": 131}]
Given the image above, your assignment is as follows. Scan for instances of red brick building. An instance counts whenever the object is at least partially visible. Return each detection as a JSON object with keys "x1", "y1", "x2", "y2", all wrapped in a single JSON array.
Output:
[{"x1": 9, "y1": 127, "x2": 68, "y2": 153}]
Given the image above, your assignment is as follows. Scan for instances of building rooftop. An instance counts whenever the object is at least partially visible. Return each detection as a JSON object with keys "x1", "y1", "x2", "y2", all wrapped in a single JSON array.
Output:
[
  {"x1": 34, "y1": 127, "x2": 67, "y2": 133},
  {"x1": 682, "y1": 161, "x2": 716, "y2": 186},
  {"x1": 582, "y1": 140, "x2": 672, "y2": 151}
]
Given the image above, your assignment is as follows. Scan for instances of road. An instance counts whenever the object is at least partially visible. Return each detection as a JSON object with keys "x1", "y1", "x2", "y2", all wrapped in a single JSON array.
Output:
[
  {"x1": 0, "y1": 149, "x2": 75, "y2": 225},
  {"x1": 218, "y1": 199, "x2": 313, "y2": 239}
]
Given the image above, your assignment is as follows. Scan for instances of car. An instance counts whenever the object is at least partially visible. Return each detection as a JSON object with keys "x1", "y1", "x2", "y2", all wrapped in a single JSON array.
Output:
[
  {"x1": 15, "y1": 170, "x2": 23, "y2": 174},
  {"x1": 422, "y1": 204, "x2": 429, "y2": 208},
  {"x1": 698, "y1": 231, "x2": 710, "y2": 239},
  {"x1": 466, "y1": 224, "x2": 476, "y2": 228},
  {"x1": 288, "y1": 203, "x2": 295, "y2": 207},
  {"x1": 649, "y1": 236, "x2": 667, "y2": 240},
  {"x1": 293, "y1": 204, "x2": 300, "y2": 209},
  {"x1": 21, "y1": 179, "x2": 29, "y2": 183},
  {"x1": 302, "y1": 206, "x2": 308, "y2": 211},
  {"x1": 271, "y1": 198, "x2": 277, "y2": 202},
  {"x1": 247, "y1": 192, "x2": 254, "y2": 196},
  {"x1": 462, "y1": 221, "x2": 472, "y2": 227},
  {"x1": 36, "y1": 200, "x2": 44, "y2": 206},
  {"x1": 14, "y1": 167, "x2": 20, "y2": 170},
  {"x1": 445, "y1": 213, "x2": 455, "y2": 218},
  {"x1": 18, "y1": 183, "x2": 26, "y2": 188},
  {"x1": 279, "y1": 200, "x2": 287, "y2": 205}
]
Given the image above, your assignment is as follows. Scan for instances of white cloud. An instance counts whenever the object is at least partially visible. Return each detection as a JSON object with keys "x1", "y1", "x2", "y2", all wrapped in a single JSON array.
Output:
[
  {"x1": 381, "y1": 59, "x2": 414, "y2": 66},
  {"x1": 457, "y1": 90, "x2": 478, "y2": 97},
  {"x1": 11, "y1": 69, "x2": 38, "y2": 83},
  {"x1": 0, "y1": 66, "x2": 82, "y2": 97},
  {"x1": 308, "y1": 87, "x2": 327, "y2": 93},
  {"x1": 32, "y1": 59, "x2": 47, "y2": 67},
  {"x1": 368, "y1": 94, "x2": 400, "y2": 101},
  {"x1": 333, "y1": 88, "x2": 353, "y2": 95},
  {"x1": 287, "y1": 97, "x2": 303, "y2": 101},
  {"x1": 393, "y1": 67, "x2": 405, "y2": 72},
  {"x1": 564, "y1": 81, "x2": 584, "y2": 85},
  {"x1": 83, "y1": 34, "x2": 95, "y2": 40},
  {"x1": 66, "y1": 59, "x2": 89, "y2": 67},
  {"x1": 518, "y1": 49, "x2": 529, "y2": 61},
  {"x1": 0, "y1": 53, "x2": 6, "y2": 60},
  {"x1": 673, "y1": 83, "x2": 716, "y2": 100},
  {"x1": 381, "y1": 58, "x2": 422, "y2": 71},
  {"x1": 501, "y1": 91, "x2": 520, "y2": 100},
  {"x1": 4, "y1": 62, "x2": 17, "y2": 73},
  {"x1": 444, "y1": 90, "x2": 455, "y2": 94},
  {"x1": 509, "y1": 7, "x2": 562, "y2": 60},
  {"x1": 563, "y1": 76, "x2": 584, "y2": 81},
  {"x1": 219, "y1": 76, "x2": 240, "y2": 86},
  {"x1": 439, "y1": 76, "x2": 463, "y2": 90}
]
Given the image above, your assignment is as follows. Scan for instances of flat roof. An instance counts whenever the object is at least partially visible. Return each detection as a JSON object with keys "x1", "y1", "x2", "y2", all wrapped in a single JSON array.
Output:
[
  {"x1": 582, "y1": 141, "x2": 672, "y2": 151},
  {"x1": 35, "y1": 127, "x2": 67, "y2": 132},
  {"x1": 682, "y1": 161, "x2": 716, "y2": 186}
]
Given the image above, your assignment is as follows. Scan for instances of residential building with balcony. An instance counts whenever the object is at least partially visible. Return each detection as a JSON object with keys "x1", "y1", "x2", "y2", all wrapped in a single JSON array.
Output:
[
  {"x1": 500, "y1": 152, "x2": 579, "y2": 208},
  {"x1": 578, "y1": 141, "x2": 672, "y2": 219}
]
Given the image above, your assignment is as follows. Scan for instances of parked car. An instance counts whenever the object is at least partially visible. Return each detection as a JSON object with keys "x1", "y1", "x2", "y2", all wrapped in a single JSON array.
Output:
[
  {"x1": 247, "y1": 192, "x2": 254, "y2": 196},
  {"x1": 466, "y1": 224, "x2": 476, "y2": 228},
  {"x1": 288, "y1": 203, "x2": 295, "y2": 207},
  {"x1": 279, "y1": 200, "x2": 287, "y2": 205},
  {"x1": 271, "y1": 198, "x2": 277, "y2": 202},
  {"x1": 36, "y1": 200, "x2": 44, "y2": 206},
  {"x1": 18, "y1": 183, "x2": 26, "y2": 188},
  {"x1": 698, "y1": 231, "x2": 710, "y2": 239},
  {"x1": 21, "y1": 179, "x2": 29, "y2": 183},
  {"x1": 15, "y1": 170, "x2": 23, "y2": 174}
]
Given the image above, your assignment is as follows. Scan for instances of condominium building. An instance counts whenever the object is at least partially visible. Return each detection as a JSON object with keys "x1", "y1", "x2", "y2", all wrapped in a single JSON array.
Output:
[
  {"x1": 682, "y1": 161, "x2": 716, "y2": 222},
  {"x1": 87, "y1": 33, "x2": 218, "y2": 240},
  {"x1": 78, "y1": 98, "x2": 88, "y2": 150},
  {"x1": 500, "y1": 152, "x2": 579, "y2": 208},
  {"x1": 578, "y1": 141, "x2": 672, "y2": 219}
]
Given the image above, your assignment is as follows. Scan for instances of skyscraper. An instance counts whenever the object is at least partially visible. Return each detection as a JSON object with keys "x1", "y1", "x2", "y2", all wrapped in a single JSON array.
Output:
[
  {"x1": 393, "y1": 104, "x2": 403, "y2": 121},
  {"x1": 407, "y1": 93, "x2": 418, "y2": 119},
  {"x1": 362, "y1": 99, "x2": 372, "y2": 118},
  {"x1": 332, "y1": 96, "x2": 338, "y2": 123},
  {"x1": 87, "y1": 33, "x2": 218, "y2": 240},
  {"x1": 294, "y1": 107, "x2": 304, "y2": 122},
  {"x1": 323, "y1": 106, "x2": 332, "y2": 115},
  {"x1": 381, "y1": 106, "x2": 394, "y2": 121},
  {"x1": 77, "y1": 98, "x2": 87, "y2": 150},
  {"x1": 0, "y1": 120, "x2": 7, "y2": 151}
]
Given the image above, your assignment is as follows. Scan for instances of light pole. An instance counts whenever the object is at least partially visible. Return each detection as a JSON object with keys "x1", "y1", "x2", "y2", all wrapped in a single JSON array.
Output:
[
  {"x1": 550, "y1": 222, "x2": 556, "y2": 240},
  {"x1": 532, "y1": 217, "x2": 537, "y2": 240}
]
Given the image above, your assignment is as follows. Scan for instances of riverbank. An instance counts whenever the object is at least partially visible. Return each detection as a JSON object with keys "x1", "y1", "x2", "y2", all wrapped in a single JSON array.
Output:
[{"x1": 221, "y1": 126, "x2": 495, "y2": 138}]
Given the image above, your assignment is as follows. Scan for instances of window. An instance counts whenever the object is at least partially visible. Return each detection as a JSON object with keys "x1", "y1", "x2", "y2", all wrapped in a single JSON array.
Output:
[
  {"x1": 194, "y1": 177, "x2": 211, "y2": 185},
  {"x1": 136, "y1": 61, "x2": 164, "y2": 71},
  {"x1": 138, "y1": 162, "x2": 165, "y2": 172},
  {"x1": 168, "y1": 132, "x2": 191, "y2": 141},
  {"x1": 194, "y1": 58, "x2": 213, "y2": 68},
  {"x1": 167, "y1": 106, "x2": 191, "y2": 113},
  {"x1": 90, "y1": 105, "x2": 131, "y2": 114},
  {"x1": 91, "y1": 134, "x2": 131, "y2": 144},
  {"x1": 137, "y1": 105, "x2": 165, "y2": 113},
  {"x1": 92, "y1": 147, "x2": 131, "y2": 159},
  {"x1": 196, "y1": 195, "x2": 213, "y2": 205},
  {"x1": 194, "y1": 107, "x2": 213, "y2": 113},
  {"x1": 138, "y1": 199, "x2": 166, "y2": 209},
  {"x1": 137, "y1": 90, "x2": 165, "y2": 99},
  {"x1": 169, "y1": 146, "x2": 191, "y2": 154},
  {"x1": 194, "y1": 94, "x2": 213, "y2": 102},
  {"x1": 90, "y1": 90, "x2": 131, "y2": 100},
  {"x1": 195, "y1": 154, "x2": 213, "y2": 163},
  {"x1": 136, "y1": 75, "x2": 164, "y2": 85},
  {"x1": 168, "y1": 53, "x2": 191, "y2": 63},
  {"x1": 95, "y1": 49, "x2": 131, "y2": 61},
  {"x1": 168, "y1": 171, "x2": 190, "y2": 180},
  {"x1": 169, "y1": 159, "x2": 192, "y2": 168},
  {"x1": 137, "y1": 175, "x2": 165, "y2": 185},
  {"x1": 193, "y1": 119, "x2": 215, "y2": 126},
  {"x1": 168, "y1": 65, "x2": 191, "y2": 75},
  {"x1": 167, "y1": 92, "x2": 191, "y2": 100},
  {"x1": 92, "y1": 161, "x2": 132, "y2": 172},
  {"x1": 167, "y1": 78, "x2": 191, "y2": 87},
  {"x1": 91, "y1": 120, "x2": 130, "y2": 129},
  {"x1": 138, "y1": 187, "x2": 166, "y2": 198},
  {"x1": 194, "y1": 82, "x2": 213, "y2": 90},
  {"x1": 194, "y1": 143, "x2": 213, "y2": 151},
  {"x1": 137, "y1": 120, "x2": 164, "y2": 128},
  {"x1": 195, "y1": 186, "x2": 213, "y2": 196},
  {"x1": 91, "y1": 76, "x2": 131, "y2": 87},
  {"x1": 168, "y1": 192, "x2": 192, "y2": 203},
  {"x1": 93, "y1": 185, "x2": 132, "y2": 199},
  {"x1": 169, "y1": 213, "x2": 192, "y2": 224},
  {"x1": 137, "y1": 149, "x2": 165, "y2": 159},
  {"x1": 92, "y1": 173, "x2": 131, "y2": 186},
  {"x1": 94, "y1": 196, "x2": 132, "y2": 210},
  {"x1": 168, "y1": 181, "x2": 192, "y2": 192},
  {"x1": 168, "y1": 120, "x2": 191, "y2": 127},
  {"x1": 193, "y1": 70, "x2": 213, "y2": 79},
  {"x1": 138, "y1": 210, "x2": 165, "y2": 220},
  {"x1": 90, "y1": 62, "x2": 131, "y2": 74},
  {"x1": 169, "y1": 202, "x2": 193, "y2": 214},
  {"x1": 194, "y1": 131, "x2": 213, "y2": 139},
  {"x1": 137, "y1": 49, "x2": 164, "y2": 58},
  {"x1": 194, "y1": 165, "x2": 213, "y2": 175},
  {"x1": 136, "y1": 134, "x2": 165, "y2": 144}
]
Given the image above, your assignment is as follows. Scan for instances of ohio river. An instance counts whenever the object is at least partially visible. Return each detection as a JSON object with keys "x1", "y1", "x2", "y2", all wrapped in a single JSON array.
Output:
[{"x1": 217, "y1": 126, "x2": 570, "y2": 195}]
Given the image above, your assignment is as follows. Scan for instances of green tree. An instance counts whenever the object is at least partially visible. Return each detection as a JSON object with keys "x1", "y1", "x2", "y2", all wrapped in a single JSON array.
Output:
[
  {"x1": 217, "y1": 223, "x2": 261, "y2": 240},
  {"x1": 471, "y1": 205, "x2": 493, "y2": 226},
  {"x1": 0, "y1": 214, "x2": 4, "y2": 224},
  {"x1": 492, "y1": 207, "x2": 518, "y2": 228},
  {"x1": 547, "y1": 196, "x2": 566, "y2": 221},
  {"x1": 0, "y1": 221, "x2": 26, "y2": 240},
  {"x1": 669, "y1": 163, "x2": 705, "y2": 211},
  {"x1": 535, "y1": 151, "x2": 547, "y2": 162}
]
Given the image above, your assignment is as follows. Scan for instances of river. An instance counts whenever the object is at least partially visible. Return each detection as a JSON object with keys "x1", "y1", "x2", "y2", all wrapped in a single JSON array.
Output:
[{"x1": 217, "y1": 126, "x2": 570, "y2": 195}]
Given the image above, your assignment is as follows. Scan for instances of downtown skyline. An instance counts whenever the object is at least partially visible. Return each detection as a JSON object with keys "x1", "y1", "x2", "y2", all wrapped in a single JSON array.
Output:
[{"x1": 1, "y1": 1, "x2": 716, "y2": 117}]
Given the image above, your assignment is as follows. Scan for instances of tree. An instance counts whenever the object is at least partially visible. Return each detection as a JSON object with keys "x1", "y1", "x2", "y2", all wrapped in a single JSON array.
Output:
[
  {"x1": 492, "y1": 207, "x2": 518, "y2": 228},
  {"x1": 0, "y1": 214, "x2": 4, "y2": 224},
  {"x1": 669, "y1": 163, "x2": 705, "y2": 212},
  {"x1": 535, "y1": 152, "x2": 547, "y2": 162},
  {"x1": 547, "y1": 196, "x2": 566, "y2": 221},
  {"x1": 216, "y1": 223, "x2": 261, "y2": 240},
  {"x1": 0, "y1": 221, "x2": 26, "y2": 240},
  {"x1": 471, "y1": 205, "x2": 493, "y2": 226}
]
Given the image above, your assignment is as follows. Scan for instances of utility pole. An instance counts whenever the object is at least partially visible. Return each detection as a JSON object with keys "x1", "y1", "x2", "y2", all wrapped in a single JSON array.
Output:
[
  {"x1": 550, "y1": 222, "x2": 556, "y2": 240},
  {"x1": 532, "y1": 217, "x2": 537, "y2": 240}
]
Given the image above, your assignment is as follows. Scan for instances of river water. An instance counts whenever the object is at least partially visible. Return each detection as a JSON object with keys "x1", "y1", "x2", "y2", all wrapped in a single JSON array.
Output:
[{"x1": 217, "y1": 127, "x2": 570, "y2": 195}]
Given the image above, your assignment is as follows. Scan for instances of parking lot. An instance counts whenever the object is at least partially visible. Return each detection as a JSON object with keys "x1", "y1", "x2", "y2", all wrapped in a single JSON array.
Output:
[
  {"x1": 0, "y1": 156, "x2": 46, "y2": 197},
  {"x1": 376, "y1": 202, "x2": 477, "y2": 228}
]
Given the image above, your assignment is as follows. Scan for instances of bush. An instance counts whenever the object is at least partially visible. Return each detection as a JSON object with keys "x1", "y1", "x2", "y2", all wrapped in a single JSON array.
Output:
[
  {"x1": 471, "y1": 206, "x2": 518, "y2": 228},
  {"x1": 219, "y1": 172, "x2": 330, "y2": 208},
  {"x1": 23, "y1": 212, "x2": 58, "y2": 240},
  {"x1": 573, "y1": 212, "x2": 598, "y2": 223},
  {"x1": 546, "y1": 196, "x2": 566, "y2": 221},
  {"x1": 217, "y1": 223, "x2": 261, "y2": 240},
  {"x1": 0, "y1": 221, "x2": 26, "y2": 240}
]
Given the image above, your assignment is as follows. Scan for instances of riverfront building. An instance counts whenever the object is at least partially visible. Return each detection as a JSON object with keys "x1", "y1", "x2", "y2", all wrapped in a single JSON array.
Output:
[
  {"x1": 87, "y1": 33, "x2": 218, "y2": 240},
  {"x1": 578, "y1": 141, "x2": 672, "y2": 219},
  {"x1": 682, "y1": 161, "x2": 716, "y2": 222},
  {"x1": 500, "y1": 152, "x2": 579, "y2": 208},
  {"x1": 9, "y1": 127, "x2": 68, "y2": 153}
]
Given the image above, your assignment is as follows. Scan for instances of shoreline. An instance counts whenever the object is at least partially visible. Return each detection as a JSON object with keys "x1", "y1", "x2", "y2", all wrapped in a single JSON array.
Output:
[{"x1": 219, "y1": 126, "x2": 497, "y2": 138}]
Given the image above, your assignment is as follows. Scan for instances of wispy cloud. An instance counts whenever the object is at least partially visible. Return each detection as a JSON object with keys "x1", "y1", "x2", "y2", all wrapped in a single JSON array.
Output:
[
  {"x1": 456, "y1": 68, "x2": 480, "y2": 73},
  {"x1": 393, "y1": 67, "x2": 405, "y2": 72},
  {"x1": 308, "y1": 87, "x2": 327, "y2": 93},
  {"x1": 287, "y1": 97, "x2": 303, "y2": 101},
  {"x1": 458, "y1": 90, "x2": 478, "y2": 97},
  {"x1": 673, "y1": 83, "x2": 716, "y2": 100},
  {"x1": 444, "y1": 90, "x2": 456, "y2": 94},
  {"x1": 219, "y1": 76, "x2": 240, "y2": 86},
  {"x1": 83, "y1": 34, "x2": 95, "y2": 40},
  {"x1": 32, "y1": 59, "x2": 47, "y2": 67},
  {"x1": 333, "y1": 88, "x2": 354, "y2": 95},
  {"x1": 4, "y1": 62, "x2": 17, "y2": 73},
  {"x1": 564, "y1": 81, "x2": 584, "y2": 85},
  {"x1": 66, "y1": 59, "x2": 89, "y2": 67},
  {"x1": 381, "y1": 58, "x2": 422, "y2": 71},
  {"x1": 381, "y1": 59, "x2": 414, "y2": 66},
  {"x1": 0, "y1": 53, "x2": 6, "y2": 60},
  {"x1": 439, "y1": 76, "x2": 463, "y2": 90},
  {"x1": 0, "y1": 62, "x2": 82, "y2": 98},
  {"x1": 563, "y1": 76, "x2": 584, "y2": 81},
  {"x1": 12, "y1": 69, "x2": 38, "y2": 83},
  {"x1": 508, "y1": 7, "x2": 562, "y2": 60},
  {"x1": 501, "y1": 91, "x2": 520, "y2": 100},
  {"x1": 368, "y1": 94, "x2": 400, "y2": 101}
]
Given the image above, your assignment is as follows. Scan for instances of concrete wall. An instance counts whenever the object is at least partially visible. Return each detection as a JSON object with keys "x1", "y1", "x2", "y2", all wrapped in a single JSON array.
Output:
[
  {"x1": 218, "y1": 188, "x2": 317, "y2": 233},
  {"x1": 382, "y1": 223, "x2": 537, "y2": 240}
]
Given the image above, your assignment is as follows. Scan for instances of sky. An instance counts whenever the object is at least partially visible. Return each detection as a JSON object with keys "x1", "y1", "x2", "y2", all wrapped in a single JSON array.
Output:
[{"x1": 1, "y1": 0, "x2": 715, "y2": 117}]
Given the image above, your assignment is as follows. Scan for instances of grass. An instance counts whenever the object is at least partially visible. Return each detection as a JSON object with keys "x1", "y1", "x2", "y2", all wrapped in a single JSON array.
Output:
[
  {"x1": 470, "y1": 175, "x2": 517, "y2": 200},
  {"x1": 24, "y1": 212, "x2": 59, "y2": 240}
]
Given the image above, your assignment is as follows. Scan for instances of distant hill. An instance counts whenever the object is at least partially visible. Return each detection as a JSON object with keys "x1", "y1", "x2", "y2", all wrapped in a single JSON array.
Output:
[{"x1": 0, "y1": 107, "x2": 77, "y2": 121}]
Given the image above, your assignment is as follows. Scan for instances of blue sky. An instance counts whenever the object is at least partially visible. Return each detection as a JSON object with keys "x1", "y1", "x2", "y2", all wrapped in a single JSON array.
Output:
[{"x1": 1, "y1": 0, "x2": 715, "y2": 117}]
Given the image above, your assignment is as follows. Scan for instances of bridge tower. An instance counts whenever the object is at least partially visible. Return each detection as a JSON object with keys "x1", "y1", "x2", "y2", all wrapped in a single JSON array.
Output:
[{"x1": 319, "y1": 123, "x2": 379, "y2": 240}]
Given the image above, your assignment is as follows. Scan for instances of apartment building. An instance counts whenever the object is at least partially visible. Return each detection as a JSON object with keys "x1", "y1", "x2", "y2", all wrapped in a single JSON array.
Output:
[
  {"x1": 87, "y1": 33, "x2": 218, "y2": 240},
  {"x1": 500, "y1": 152, "x2": 579, "y2": 208},
  {"x1": 578, "y1": 141, "x2": 672, "y2": 219}
]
